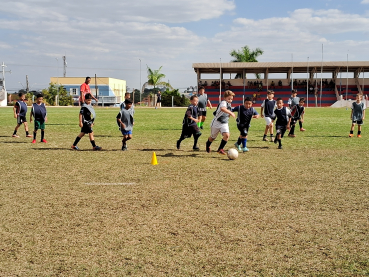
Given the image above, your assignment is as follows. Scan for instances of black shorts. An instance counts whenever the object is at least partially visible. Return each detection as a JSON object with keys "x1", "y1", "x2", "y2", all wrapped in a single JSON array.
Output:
[
  {"x1": 276, "y1": 125, "x2": 287, "y2": 138},
  {"x1": 181, "y1": 124, "x2": 201, "y2": 138},
  {"x1": 198, "y1": 110, "x2": 207, "y2": 117},
  {"x1": 237, "y1": 123, "x2": 249, "y2": 137},
  {"x1": 17, "y1": 115, "x2": 27, "y2": 125},
  {"x1": 81, "y1": 123, "x2": 93, "y2": 134},
  {"x1": 352, "y1": 120, "x2": 363, "y2": 125}
]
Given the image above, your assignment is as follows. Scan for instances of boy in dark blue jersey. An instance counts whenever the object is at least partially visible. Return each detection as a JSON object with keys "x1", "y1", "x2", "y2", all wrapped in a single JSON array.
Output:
[
  {"x1": 117, "y1": 99, "x2": 134, "y2": 151},
  {"x1": 12, "y1": 92, "x2": 32, "y2": 138},
  {"x1": 260, "y1": 90, "x2": 276, "y2": 142},
  {"x1": 71, "y1": 94, "x2": 102, "y2": 150},
  {"x1": 270, "y1": 98, "x2": 291, "y2": 149},
  {"x1": 177, "y1": 95, "x2": 201, "y2": 151},
  {"x1": 232, "y1": 97, "x2": 259, "y2": 152},
  {"x1": 30, "y1": 93, "x2": 47, "y2": 143}
]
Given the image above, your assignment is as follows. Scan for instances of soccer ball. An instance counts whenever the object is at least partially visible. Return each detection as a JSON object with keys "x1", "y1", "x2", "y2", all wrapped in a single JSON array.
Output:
[{"x1": 227, "y1": 148, "x2": 239, "y2": 160}]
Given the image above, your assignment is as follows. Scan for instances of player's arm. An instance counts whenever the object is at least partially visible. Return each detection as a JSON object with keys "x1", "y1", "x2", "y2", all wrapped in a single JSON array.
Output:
[
  {"x1": 260, "y1": 103, "x2": 264, "y2": 118},
  {"x1": 287, "y1": 110, "x2": 292, "y2": 129},
  {"x1": 79, "y1": 113, "x2": 83, "y2": 128},
  {"x1": 350, "y1": 109, "x2": 353, "y2": 120},
  {"x1": 13, "y1": 103, "x2": 18, "y2": 118},
  {"x1": 363, "y1": 109, "x2": 365, "y2": 120},
  {"x1": 117, "y1": 114, "x2": 126, "y2": 129},
  {"x1": 186, "y1": 109, "x2": 199, "y2": 123},
  {"x1": 207, "y1": 100, "x2": 212, "y2": 109},
  {"x1": 220, "y1": 107, "x2": 235, "y2": 118},
  {"x1": 253, "y1": 110, "x2": 260, "y2": 119}
]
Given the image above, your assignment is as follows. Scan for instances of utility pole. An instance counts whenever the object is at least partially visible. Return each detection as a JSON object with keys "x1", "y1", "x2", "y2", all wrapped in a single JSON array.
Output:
[
  {"x1": 63, "y1": 56, "x2": 67, "y2": 77},
  {"x1": 26, "y1": 75, "x2": 29, "y2": 94},
  {"x1": 1, "y1": 62, "x2": 11, "y2": 106}
]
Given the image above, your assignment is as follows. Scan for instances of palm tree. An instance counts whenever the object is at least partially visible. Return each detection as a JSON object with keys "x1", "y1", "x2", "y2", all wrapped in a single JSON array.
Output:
[
  {"x1": 146, "y1": 66, "x2": 172, "y2": 93},
  {"x1": 230, "y1": 45, "x2": 264, "y2": 79}
]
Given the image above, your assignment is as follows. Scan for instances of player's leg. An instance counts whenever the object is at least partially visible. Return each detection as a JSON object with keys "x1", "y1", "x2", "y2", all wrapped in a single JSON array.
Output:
[
  {"x1": 32, "y1": 121, "x2": 38, "y2": 143},
  {"x1": 349, "y1": 123, "x2": 355, "y2": 137},
  {"x1": 89, "y1": 131, "x2": 101, "y2": 150},
  {"x1": 299, "y1": 119, "x2": 305, "y2": 131},
  {"x1": 12, "y1": 122, "x2": 21, "y2": 137},
  {"x1": 200, "y1": 115, "x2": 206, "y2": 129},
  {"x1": 122, "y1": 134, "x2": 128, "y2": 150},
  {"x1": 193, "y1": 129, "x2": 201, "y2": 151},
  {"x1": 72, "y1": 132, "x2": 85, "y2": 149},
  {"x1": 357, "y1": 122, "x2": 362, "y2": 137},
  {"x1": 241, "y1": 135, "x2": 249, "y2": 152},
  {"x1": 197, "y1": 115, "x2": 203, "y2": 128},
  {"x1": 288, "y1": 119, "x2": 296, "y2": 137},
  {"x1": 217, "y1": 131, "x2": 230, "y2": 154},
  {"x1": 206, "y1": 126, "x2": 219, "y2": 153}
]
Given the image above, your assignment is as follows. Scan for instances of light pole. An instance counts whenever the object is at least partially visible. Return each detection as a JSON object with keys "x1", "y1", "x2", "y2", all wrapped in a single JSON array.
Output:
[
  {"x1": 56, "y1": 57, "x2": 59, "y2": 106},
  {"x1": 139, "y1": 59, "x2": 142, "y2": 103}
]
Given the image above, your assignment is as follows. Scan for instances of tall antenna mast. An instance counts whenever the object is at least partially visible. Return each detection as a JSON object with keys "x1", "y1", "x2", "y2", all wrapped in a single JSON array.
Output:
[{"x1": 0, "y1": 62, "x2": 11, "y2": 106}]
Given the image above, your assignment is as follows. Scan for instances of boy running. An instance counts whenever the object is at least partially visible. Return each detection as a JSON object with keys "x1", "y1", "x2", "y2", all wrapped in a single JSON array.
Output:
[
  {"x1": 349, "y1": 94, "x2": 366, "y2": 138},
  {"x1": 176, "y1": 95, "x2": 201, "y2": 151},
  {"x1": 197, "y1": 86, "x2": 212, "y2": 129},
  {"x1": 288, "y1": 98, "x2": 305, "y2": 137},
  {"x1": 232, "y1": 97, "x2": 259, "y2": 152},
  {"x1": 12, "y1": 92, "x2": 32, "y2": 138},
  {"x1": 117, "y1": 99, "x2": 134, "y2": 150},
  {"x1": 260, "y1": 90, "x2": 276, "y2": 141},
  {"x1": 270, "y1": 98, "x2": 291, "y2": 149},
  {"x1": 288, "y1": 89, "x2": 305, "y2": 131},
  {"x1": 205, "y1": 90, "x2": 235, "y2": 155},
  {"x1": 30, "y1": 93, "x2": 47, "y2": 143},
  {"x1": 71, "y1": 93, "x2": 102, "y2": 150}
]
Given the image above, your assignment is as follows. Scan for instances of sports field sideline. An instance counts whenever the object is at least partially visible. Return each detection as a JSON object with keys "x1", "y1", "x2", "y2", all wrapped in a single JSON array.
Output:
[{"x1": 0, "y1": 106, "x2": 368, "y2": 276}]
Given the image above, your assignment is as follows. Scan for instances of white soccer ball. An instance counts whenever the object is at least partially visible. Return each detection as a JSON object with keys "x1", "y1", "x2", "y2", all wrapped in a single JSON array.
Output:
[{"x1": 227, "y1": 148, "x2": 239, "y2": 160}]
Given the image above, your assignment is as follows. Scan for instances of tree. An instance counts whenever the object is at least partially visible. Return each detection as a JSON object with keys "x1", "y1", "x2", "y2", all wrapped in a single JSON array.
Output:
[
  {"x1": 146, "y1": 66, "x2": 172, "y2": 94},
  {"x1": 42, "y1": 83, "x2": 73, "y2": 106},
  {"x1": 230, "y1": 45, "x2": 264, "y2": 79},
  {"x1": 161, "y1": 89, "x2": 189, "y2": 107}
]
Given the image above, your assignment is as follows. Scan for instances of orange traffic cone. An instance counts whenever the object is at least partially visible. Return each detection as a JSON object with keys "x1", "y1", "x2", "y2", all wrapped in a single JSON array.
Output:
[{"x1": 151, "y1": 152, "x2": 158, "y2": 165}]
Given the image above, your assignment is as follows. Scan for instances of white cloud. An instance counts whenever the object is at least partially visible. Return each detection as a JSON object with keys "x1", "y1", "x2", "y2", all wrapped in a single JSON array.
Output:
[{"x1": 361, "y1": 0, "x2": 369, "y2": 4}]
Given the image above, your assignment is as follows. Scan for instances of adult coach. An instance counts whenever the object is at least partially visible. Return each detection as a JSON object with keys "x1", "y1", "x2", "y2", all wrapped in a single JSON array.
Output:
[
  {"x1": 80, "y1": 77, "x2": 98, "y2": 106},
  {"x1": 197, "y1": 86, "x2": 212, "y2": 129},
  {"x1": 155, "y1": 91, "x2": 162, "y2": 109}
]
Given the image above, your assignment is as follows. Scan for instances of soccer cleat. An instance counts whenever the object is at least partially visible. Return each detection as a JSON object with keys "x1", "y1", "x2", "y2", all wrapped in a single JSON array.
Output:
[
  {"x1": 274, "y1": 138, "x2": 278, "y2": 144},
  {"x1": 349, "y1": 134, "x2": 354, "y2": 138},
  {"x1": 193, "y1": 146, "x2": 200, "y2": 151},
  {"x1": 242, "y1": 147, "x2": 249, "y2": 152},
  {"x1": 122, "y1": 146, "x2": 127, "y2": 151},
  {"x1": 12, "y1": 134, "x2": 20, "y2": 138},
  {"x1": 288, "y1": 134, "x2": 296, "y2": 137},
  {"x1": 278, "y1": 145, "x2": 283, "y2": 149},
  {"x1": 41, "y1": 139, "x2": 47, "y2": 143},
  {"x1": 176, "y1": 140, "x2": 180, "y2": 150},
  {"x1": 206, "y1": 143, "x2": 211, "y2": 153},
  {"x1": 234, "y1": 143, "x2": 242, "y2": 152},
  {"x1": 300, "y1": 128, "x2": 306, "y2": 132},
  {"x1": 262, "y1": 137, "x2": 268, "y2": 141},
  {"x1": 93, "y1": 146, "x2": 102, "y2": 151},
  {"x1": 26, "y1": 134, "x2": 32, "y2": 138},
  {"x1": 357, "y1": 134, "x2": 362, "y2": 138},
  {"x1": 217, "y1": 149, "x2": 226, "y2": 155},
  {"x1": 71, "y1": 145, "x2": 80, "y2": 150},
  {"x1": 270, "y1": 137, "x2": 274, "y2": 142},
  {"x1": 32, "y1": 139, "x2": 36, "y2": 144},
  {"x1": 200, "y1": 126, "x2": 203, "y2": 130}
]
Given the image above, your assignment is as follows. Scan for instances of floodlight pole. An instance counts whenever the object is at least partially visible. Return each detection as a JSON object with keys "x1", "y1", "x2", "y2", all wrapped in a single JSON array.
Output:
[
  {"x1": 219, "y1": 58, "x2": 222, "y2": 103},
  {"x1": 307, "y1": 57, "x2": 309, "y2": 108},
  {"x1": 320, "y1": 44, "x2": 323, "y2": 107},
  {"x1": 139, "y1": 59, "x2": 142, "y2": 103}
]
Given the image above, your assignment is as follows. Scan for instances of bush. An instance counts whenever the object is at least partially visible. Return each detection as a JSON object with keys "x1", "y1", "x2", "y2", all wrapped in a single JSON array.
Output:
[
  {"x1": 42, "y1": 83, "x2": 73, "y2": 106},
  {"x1": 161, "y1": 89, "x2": 189, "y2": 107}
]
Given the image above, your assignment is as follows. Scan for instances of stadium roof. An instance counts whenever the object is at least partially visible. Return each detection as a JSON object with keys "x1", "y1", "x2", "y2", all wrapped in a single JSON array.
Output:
[{"x1": 192, "y1": 61, "x2": 369, "y2": 74}]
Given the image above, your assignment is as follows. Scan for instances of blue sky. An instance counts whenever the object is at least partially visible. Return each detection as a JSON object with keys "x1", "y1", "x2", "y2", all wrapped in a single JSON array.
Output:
[{"x1": 1, "y1": 0, "x2": 369, "y2": 92}]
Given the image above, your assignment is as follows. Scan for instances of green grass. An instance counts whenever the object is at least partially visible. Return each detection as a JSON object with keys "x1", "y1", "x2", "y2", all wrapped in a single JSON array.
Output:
[{"x1": 0, "y1": 106, "x2": 368, "y2": 276}]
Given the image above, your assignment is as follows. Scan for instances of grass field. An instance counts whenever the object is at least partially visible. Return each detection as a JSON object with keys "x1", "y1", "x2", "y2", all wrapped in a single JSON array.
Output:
[{"x1": 0, "y1": 105, "x2": 368, "y2": 276}]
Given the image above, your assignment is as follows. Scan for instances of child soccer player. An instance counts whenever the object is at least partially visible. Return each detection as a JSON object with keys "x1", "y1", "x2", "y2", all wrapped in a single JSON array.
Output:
[
  {"x1": 288, "y1": 98, "x2": 305, "y2": 137},
  {"x1": 270, "y1": 98, "x2": 291, "y2": 149},
  {"x1": 176, "y1": 95, "x2": 201, "y2": 151},
  {"x1": 30, "y1": 93, "x2": 47, "y2": 143},
  {"x1": 197, "y1": 86, "x2": 212, "y2": 129},
  {"x1": 349, "y1": 93, "x2": 366, "y2": 138},
  {"x1": 71, "y1": 93, "x2": 102, "y2": 150},
  {"x1": 260, "y1": 90, "x2": 276, "y2": 141},
  {"x1": 205, "y1": 90, "x2": 236, "y2": 155},
  {"x1": 12, "y1": 92, "x2": 32, "y2": 138},
  {"x1": 117, "y1": 99, "x2": 134, "y2": 150},
  {"x1": 288, "y1": 89, "x2": 305, "y2": 131},
  {"x1": 232, "y1": 97, "x2": 259, "y2": 152}
]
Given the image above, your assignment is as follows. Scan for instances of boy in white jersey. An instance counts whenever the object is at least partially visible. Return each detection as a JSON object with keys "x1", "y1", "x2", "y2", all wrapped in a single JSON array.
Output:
[{"x1": 205, "y1": 90, "x2": 235, "y2": 155}]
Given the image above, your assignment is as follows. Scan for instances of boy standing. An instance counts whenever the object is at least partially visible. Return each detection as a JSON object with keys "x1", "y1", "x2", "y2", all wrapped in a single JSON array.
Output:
[
  {"x1": 117, "y1": 99, "x2": 135, "y2": 150},
  {"x1": 197, "y1": 86, "x2": 212, "y2": 129},
  {"x1": 12, "y1": 92, "x2": 32, "y2": 138},
  {"x1": 205, "y1": 90, "x2": 236, "y2": 155},
  {"x1": 177, "y1": 95, "x2": 201, "y2": 151},
  {"x1": 349, "y1": 94, "x2": 366, "y2": 138},
  {"x1": 270, "y1": 98, "x2": 291, "y2": 149},
  {"x1": 80, "y1": 76, "x2": 98, "y2": 106},
  {"x1": 232, "y1": 97, "x2": 259, "y2": 152},
  {"x1": 288, "y1": 98, "x2": 305, "y2": 137},
  {"x1": 71, "y1": 93, "x2": 102, "y2": 150},
  {"x1": 30, "y1": 93, "x2": 47, "y2": 143},
  {"x1": 260, "y1": 90, "x2": 276, "y2": 141}
]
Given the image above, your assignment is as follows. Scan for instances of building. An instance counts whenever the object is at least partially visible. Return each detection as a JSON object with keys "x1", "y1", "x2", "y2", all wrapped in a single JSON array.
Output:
[{"x1": 49, "y1": 77, "x2": 126, "y2": 105}]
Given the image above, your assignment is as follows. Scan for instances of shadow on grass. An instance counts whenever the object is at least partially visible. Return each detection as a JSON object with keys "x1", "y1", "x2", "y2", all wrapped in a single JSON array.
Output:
[
  {"x1": 46, "y1": 123, "x2": 75, "y2": 126},
  {"x1": 156, "y1": 152, "x2": 202, "y2": 158},
  {"x1": 1, "y1": 141, "x2": 29, "y2": 144},
  {"x1": 305, "y1": 135, "x2": 343, "y2": 138}
]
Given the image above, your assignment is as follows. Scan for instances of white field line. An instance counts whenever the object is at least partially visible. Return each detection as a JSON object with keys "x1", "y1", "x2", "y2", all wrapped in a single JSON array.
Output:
[{"x1": 85, "y1": 182, "x2": 136, "y2": 186}]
